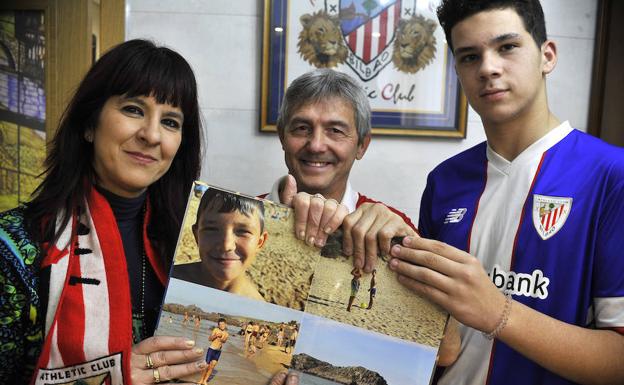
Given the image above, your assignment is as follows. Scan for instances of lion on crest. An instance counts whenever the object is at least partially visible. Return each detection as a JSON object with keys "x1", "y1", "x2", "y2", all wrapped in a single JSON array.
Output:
[
  {"x1": 392, "y1": 15, "x2": 437, "y2": 74},
  {"x1": 298, "y1": 11, "x2": 348, "y2": 68}
]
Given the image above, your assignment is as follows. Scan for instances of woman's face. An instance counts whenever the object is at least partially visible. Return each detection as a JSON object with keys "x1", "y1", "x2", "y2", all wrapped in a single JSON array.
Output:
[{"x1": 90, "y1": 94, "x2": 183, "y2": 197}]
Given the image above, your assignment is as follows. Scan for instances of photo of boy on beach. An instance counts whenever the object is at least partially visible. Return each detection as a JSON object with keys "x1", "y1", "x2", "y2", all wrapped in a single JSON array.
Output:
[
  {"x1": 173, "y1": 188, "x2": 268, "y2": 301},
  {"x1": 199, "y1": 318, "x2": 229, "y2": 385}
]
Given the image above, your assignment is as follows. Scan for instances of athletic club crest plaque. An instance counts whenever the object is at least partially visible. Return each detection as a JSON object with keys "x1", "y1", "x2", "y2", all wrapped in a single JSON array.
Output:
[
  {"x1": 260, "y1": 0, "x2": 468, "y2": 137},
  {"x1": 532, "y1": 194, "x2": 572, "y2": 240}
]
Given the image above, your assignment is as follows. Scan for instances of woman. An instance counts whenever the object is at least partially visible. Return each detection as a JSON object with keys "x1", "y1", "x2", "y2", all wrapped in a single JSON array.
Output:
[
  {"x1": 0, "y1": 39, "x2": 206, "y2": 384},
  {"x1": 0, "y1": 39, "x2": 345, "y2": 385}
]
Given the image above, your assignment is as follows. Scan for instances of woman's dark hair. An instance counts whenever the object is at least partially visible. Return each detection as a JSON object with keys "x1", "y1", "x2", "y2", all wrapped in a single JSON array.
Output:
[
  {"x1": 26, "y1": 39, "x2": 203, "y2": 268},
  {"x1": 437, "y1": 0, "x2": 547, "y2": 51}
]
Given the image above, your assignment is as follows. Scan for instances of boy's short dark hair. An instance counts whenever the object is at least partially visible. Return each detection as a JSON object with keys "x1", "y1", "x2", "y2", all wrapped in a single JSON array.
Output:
[
  {"x1": 437, "y1": 0, "x2": 547, "y2": 51},
  {"x1": 218, "y1": 318, "x2": 226, "y2": 323},
  {"x1": 196, "y1": 189, "x2": 265, "y2": 231}
]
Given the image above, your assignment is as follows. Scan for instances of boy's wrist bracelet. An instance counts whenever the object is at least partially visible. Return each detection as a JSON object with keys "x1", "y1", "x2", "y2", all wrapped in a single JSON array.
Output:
[{"x1": 482, "y1": 293, "x2": 512, "y2": 340}]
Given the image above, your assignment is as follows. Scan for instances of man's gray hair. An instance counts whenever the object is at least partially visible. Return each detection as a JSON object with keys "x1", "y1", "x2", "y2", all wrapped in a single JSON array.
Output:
[{"x1": 276, "y1": 69, "x2": 371, "y2": 143}]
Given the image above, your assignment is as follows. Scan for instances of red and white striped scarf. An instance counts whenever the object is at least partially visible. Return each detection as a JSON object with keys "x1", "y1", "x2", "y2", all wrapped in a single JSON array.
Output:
[{"x1": 32, "y1": 187, "x2": 167, "y2": 385}]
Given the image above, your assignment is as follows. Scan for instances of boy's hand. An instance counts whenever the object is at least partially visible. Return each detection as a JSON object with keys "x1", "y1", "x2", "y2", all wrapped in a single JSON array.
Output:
[
  {"x1": 282, "y1": 175, "x2": 348, "y2": 248},
  {"x1": 388, "y1": 236, "x2": 506, "y2": 333}
]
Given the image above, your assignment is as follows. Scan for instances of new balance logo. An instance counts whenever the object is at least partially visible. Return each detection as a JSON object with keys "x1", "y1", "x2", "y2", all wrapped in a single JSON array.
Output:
[{"x1": 444, "y1": 208, "x2": 467, "y2": 224}]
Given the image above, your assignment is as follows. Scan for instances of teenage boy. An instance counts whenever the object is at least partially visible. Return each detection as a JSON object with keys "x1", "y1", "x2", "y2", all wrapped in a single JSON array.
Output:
[
  {"x1": 389, "y1": 1, "x2": 624, "y2": 384},
  {"x1": 173, "y1": 189, "x2": 268, "y2": 301},
  {"x1": 199, "y1": 318, "x2": 229, "y2": 385}
]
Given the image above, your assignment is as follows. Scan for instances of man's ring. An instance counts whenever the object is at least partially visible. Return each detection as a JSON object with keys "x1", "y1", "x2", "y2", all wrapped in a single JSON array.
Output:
[
  {"x1": 145, "y1": 353, "x2": 154, "y2": 369},
  {"x1": 153, "y1": 368, "x2": 161, "y2": 383}
]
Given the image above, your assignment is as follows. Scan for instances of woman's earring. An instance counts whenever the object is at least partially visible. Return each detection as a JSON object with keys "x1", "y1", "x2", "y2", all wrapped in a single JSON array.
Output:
[{"x1": 84, "y1": 131, "x2": 93, "y2": 143}]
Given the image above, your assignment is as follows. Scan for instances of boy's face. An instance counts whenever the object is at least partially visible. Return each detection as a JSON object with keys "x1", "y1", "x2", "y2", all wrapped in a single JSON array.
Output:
[
  {"x1": 193, "y1": 207, "x2": 268, "y2": 286},
  {"x1": 218, "y1": 321, "x2": 226, "y2": 330},
  {"x1": 451, "y1": 8, "x2": 556, "y2": 126}
]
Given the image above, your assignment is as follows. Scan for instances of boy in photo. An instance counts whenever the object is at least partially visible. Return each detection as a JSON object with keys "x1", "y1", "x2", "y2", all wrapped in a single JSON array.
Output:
[
  {"x1": 199, "y1": 318, "x2": 229, "y2": 385},
  {"x1": 174, "y1": 189, "x2": 268, "y2": 301}
]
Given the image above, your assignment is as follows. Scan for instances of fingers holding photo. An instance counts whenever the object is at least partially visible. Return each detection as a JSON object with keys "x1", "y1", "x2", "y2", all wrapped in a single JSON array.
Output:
[
  {"x1": 389, "y1": 237, "x2": 508, "y2": 333},
  {"x1": 291, "y1": 192, "x2": 348, "y2": 248},
  {"x1": 342, "y1": 202, "x2": 416, "y2": 272}
]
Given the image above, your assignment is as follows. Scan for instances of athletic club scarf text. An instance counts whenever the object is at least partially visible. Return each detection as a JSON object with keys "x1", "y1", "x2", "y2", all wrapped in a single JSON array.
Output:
[{"x1": 32, "y1": 188, "x2": 166, "y2": 385}]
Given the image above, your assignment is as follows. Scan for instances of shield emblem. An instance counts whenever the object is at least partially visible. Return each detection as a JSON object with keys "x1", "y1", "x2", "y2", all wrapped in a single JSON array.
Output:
[
  {"x1": 532, "y1": 194, "x2": 573, "y2": 240},
  {"x1": 338, "y1": 0, "x2": 402, "y2": 80}
]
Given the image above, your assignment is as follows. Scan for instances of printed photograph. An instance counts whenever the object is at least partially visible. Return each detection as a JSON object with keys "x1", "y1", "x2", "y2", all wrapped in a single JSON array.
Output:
[
  {"x1": 171, "y1": 182, "x2": 319, "y2": 310},
  {"x1": 307, "y1": 231, "x2": 448, "y2": 346},
  {"x1": 291, "y1": 313, "x2": 439, "y2": 385},
  {"x1": 156, "y1": 278, "x2": 304, "y2": 385}
]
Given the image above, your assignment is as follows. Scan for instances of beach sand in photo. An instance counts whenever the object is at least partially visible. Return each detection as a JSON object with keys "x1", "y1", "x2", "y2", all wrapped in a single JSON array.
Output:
[
  {"x1": 157, "y1": 311, "x2": 294, "y2": 385},
  {"x1": 304, "y1": 256, "x2": 447, "y2": 347},
  {"x1": 246, "y1": 202, "x2": 319, "y2": 310}
]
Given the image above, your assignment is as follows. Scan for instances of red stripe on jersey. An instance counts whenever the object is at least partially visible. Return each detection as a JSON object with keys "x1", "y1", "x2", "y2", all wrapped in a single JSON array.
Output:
[
  {"x1": 378, "y1": 8, "x2": 388, "y2": 53},
  {"x1": 363, "y1": 20, "x2": 372, "y2": 63}
]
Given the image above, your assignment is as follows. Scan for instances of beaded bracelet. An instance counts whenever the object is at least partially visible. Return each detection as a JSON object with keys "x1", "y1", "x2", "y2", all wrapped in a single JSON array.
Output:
[{"x1": 482, "y1": 293, "x2": 513, "y2": 340}]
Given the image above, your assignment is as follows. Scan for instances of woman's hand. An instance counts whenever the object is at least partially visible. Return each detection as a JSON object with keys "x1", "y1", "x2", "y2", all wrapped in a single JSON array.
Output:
[
  {"x1": 269, "y1": 371, "x2": 300, "y2": 385},
  {"x1": 130, "y1": 336, "x2": 206, "y2": 384}
]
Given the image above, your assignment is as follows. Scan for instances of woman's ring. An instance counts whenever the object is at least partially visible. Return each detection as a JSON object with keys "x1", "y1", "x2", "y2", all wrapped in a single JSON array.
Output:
[
  {"x1": 153, "y1": 368, "x2": 161, "y2": 383},
  {"x1": 145, "y1": 353, "x2": 154, "y2": 369},
  {"x1": 313, "y1": 193, "x2": 324, "y2": 199}
]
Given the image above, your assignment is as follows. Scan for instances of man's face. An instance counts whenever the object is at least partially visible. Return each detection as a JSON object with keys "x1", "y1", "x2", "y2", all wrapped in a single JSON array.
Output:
[
  {"x1": 280, "y1": 98, "x2": 371, "y2": 200},
  {"x1": 193, "y1": 207, "x2": 267, "y2": 287},
  {"x1": 451, "y1": 9, "x2": 555, "y2": 126}
]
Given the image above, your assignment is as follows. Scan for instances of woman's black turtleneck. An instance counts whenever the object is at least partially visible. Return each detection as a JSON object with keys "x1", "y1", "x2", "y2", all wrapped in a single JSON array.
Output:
[{"x1": 95, "y1": 185, "x2": 164, "y2": 341}]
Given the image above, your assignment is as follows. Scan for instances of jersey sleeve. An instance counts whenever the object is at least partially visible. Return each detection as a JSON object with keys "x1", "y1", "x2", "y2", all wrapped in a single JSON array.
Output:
[{"x1": 593, "y1": 177, "x2": 624, "y2": 333}]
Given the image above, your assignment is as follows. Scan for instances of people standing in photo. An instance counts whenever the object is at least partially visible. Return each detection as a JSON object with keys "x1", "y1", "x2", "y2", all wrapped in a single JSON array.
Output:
[
  {"x1": 277, "y1": 324, "x2": 285, "y2": 348},
  {"x1": 367, "y1": 269, "x2": 377, "y2": 310},
  {"x1": 199, "y1": 318, "x2": 229, "y2": 385},
  {"x1": 347, "y1": 267, "x2": 362, "y2": 312}
]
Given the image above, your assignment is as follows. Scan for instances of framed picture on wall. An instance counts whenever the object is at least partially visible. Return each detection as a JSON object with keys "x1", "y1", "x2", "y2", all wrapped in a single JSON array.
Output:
[{"x1": 260, "y1": 0, "x2": 468, "y2": 138}]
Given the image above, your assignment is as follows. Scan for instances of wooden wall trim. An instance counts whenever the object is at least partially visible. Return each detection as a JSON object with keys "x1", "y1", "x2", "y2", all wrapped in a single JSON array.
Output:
[
  {"x1": 100, "y1": 0, "x2": 126, "y2": 54},
  {"x1": 587, "y1": 0, "x2": 611, "y2": 138}
]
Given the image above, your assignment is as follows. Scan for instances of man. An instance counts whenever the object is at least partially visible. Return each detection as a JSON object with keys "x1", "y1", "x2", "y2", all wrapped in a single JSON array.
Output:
[
  {"x1": 389, "y1": 1, "x2": 624, "y2": 384},
  {"x1": 263, "y1": 69, "x2": 416, "y2": 270}
]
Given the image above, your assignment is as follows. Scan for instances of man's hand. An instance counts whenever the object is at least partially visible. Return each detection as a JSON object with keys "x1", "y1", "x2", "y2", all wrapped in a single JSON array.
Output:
[
  {"x1": 343, "y1": 203, "x2": 416, "y2": 272},
  {"x1": 388, "y1": 236, "x2": 506, "y2": 333},
  {"x1": 282, "y1": 175, "x2": 349, "y2": 248}
]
